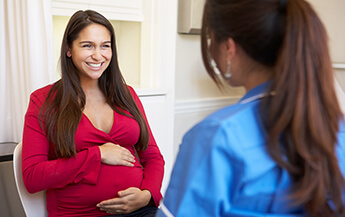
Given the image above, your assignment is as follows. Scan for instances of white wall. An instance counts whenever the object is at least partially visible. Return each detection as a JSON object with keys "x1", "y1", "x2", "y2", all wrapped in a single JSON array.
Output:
[
  {"x1": 173, "y1": 33, "x2": 244, "y2": 159},
  {"x1": 335, "y1": 69, "x2": 345, "y2": 90}
]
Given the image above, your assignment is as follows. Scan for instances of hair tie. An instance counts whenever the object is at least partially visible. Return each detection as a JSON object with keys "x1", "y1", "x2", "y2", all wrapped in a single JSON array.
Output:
[{"x1": 279, "y1": 0, "x2": 288, "y2": 13}]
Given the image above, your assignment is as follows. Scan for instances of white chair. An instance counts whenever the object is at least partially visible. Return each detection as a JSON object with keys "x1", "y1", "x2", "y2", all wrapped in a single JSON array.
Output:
[{"x1": 13, "y1": 142, "x2": 47, "y2": 217}]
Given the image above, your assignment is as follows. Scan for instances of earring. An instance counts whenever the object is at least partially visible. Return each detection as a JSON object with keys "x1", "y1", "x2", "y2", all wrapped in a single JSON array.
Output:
[
  {"x1": 210, "y1": 58, "x2": 221, "y2": 75},
  {"x1": 224, "y1": 60, "x2": 231, "y2": 79}
]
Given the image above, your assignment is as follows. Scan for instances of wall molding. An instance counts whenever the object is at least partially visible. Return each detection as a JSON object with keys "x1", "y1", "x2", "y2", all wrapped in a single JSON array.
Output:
[
  {"x1": 333, "y1": 63, "x2": 345, "y2": 70},
  {"x1": 52, "y1": 0, "x2": 143, "y2": 21},
  {"x1": 174, "y1": 96, "x2": 241, "y2": 114}
]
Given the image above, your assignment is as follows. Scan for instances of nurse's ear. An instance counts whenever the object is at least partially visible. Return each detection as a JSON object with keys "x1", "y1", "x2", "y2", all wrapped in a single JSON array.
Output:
[{"x1": 224, "y1": 38, "x2": 237, "y2": 61}]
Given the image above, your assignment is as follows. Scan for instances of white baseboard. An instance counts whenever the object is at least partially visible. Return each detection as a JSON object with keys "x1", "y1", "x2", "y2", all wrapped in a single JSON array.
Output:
[
  {"x1": 174, "y1": 96, "x2": 241, "y2": 114},
  {"x1": 333, "y1": 63, "x2": 345, "y2": 70}
]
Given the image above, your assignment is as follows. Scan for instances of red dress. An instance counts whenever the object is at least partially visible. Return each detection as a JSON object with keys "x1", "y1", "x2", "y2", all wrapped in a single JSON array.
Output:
[{"x1": 22, "y1": 84, "x2": 165, "y2": 217}]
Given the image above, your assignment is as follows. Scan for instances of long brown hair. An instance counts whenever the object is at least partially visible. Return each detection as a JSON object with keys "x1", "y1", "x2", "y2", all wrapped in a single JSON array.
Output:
[
  {"x1": 201, "y1": 0, "x2": 345, "y2": 216},
  {"x1": 40, "y1": 10, "x2": 149, "y2": 158}
]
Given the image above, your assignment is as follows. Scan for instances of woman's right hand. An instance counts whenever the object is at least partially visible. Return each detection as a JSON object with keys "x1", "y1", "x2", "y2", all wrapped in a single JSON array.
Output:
[{"x1": 99, "y1": 143, "x2": 135, "y2": 167}]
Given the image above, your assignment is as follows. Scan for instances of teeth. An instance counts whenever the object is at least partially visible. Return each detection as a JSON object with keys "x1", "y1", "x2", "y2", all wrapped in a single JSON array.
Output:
[{"x1": 88, "y1": 63, "x2": 101, "y2": 67}]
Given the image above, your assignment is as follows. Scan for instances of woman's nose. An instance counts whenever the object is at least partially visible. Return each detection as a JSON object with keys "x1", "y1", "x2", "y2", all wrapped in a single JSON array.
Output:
[{"x1": 91, "y1": 48, "x2": 102, "y2": 60}]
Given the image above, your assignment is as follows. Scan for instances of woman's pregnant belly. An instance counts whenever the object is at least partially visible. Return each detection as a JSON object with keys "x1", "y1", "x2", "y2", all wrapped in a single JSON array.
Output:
[{"x1": 53, "y1": 162, "x2": 144, "y2": 210}]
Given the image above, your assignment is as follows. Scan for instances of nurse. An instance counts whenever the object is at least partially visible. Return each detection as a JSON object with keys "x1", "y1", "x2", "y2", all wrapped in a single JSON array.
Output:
[{"x1": 156, "y1": 0, "x2": 345, "y2": 216}]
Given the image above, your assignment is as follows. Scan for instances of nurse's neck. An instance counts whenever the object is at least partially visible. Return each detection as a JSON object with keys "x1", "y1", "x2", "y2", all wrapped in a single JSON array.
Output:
[{"x1": 243, "y1": 67, "x2": 273, "y2": 93}]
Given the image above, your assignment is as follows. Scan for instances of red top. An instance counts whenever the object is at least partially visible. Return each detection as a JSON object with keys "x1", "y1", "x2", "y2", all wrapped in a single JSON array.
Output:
[{"x1": 22, "y1": 84, "x2": 164, "y2": 217}]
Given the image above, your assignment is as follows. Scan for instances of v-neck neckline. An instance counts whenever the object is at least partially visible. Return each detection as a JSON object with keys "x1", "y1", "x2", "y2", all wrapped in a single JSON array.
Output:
[{"x1": 82, "y1": 111, "x2": 115, "y2": 135}]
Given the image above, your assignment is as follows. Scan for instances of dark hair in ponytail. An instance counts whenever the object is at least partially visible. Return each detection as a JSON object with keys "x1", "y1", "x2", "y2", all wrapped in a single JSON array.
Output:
[
  {"x1": 40, "y1": 10, "x2": 149, "y2": 157},
  {"x1": 201, "y1": 0, "x2": 345, "y2": 216}
]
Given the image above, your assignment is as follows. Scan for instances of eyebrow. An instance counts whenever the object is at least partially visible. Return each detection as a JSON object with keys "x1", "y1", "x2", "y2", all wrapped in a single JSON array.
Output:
[{"x1": 79, "y1": 41, "x2": 111, "y2": 44}]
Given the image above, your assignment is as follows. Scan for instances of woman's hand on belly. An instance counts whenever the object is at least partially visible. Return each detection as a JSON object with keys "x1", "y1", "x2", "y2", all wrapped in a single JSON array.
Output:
[
  {"x1": 96, "y1": 187, "x2": 151, "y2": 215},
  {"x1": 99, "y1": 143, "x2": 136, "y2": 167}
]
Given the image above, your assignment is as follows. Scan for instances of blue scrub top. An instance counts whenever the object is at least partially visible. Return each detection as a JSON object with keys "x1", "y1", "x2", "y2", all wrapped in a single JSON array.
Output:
[{"x1": 156, "y1": 82, "x2": 345, "y2": 217}]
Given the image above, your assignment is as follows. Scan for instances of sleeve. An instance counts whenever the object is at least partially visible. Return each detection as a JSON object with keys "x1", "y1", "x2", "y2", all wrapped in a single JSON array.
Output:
[
  {"x1": 128, "y1": 86, "x2": 165, "y2": 207},
  {"x1": 22, "y1": 90, "x2": 102, "y2": 194},
  {"x1": 155, "y1": 120, "x2": 235, "y2": 217}
]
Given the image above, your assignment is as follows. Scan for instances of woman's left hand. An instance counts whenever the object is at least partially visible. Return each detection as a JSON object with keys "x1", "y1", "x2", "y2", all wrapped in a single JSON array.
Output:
[{"x1": 97, "y1": 187, "x2": 152, "y2": 214}]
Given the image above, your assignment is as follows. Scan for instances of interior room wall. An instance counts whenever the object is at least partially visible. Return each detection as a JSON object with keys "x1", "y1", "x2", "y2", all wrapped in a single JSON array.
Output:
[
  {"x1": 173, "y1": 33, "x2": 244, "y2": 159},
  {"x1": 335, "y1": 69, "x2": 345, "y2": 90}
]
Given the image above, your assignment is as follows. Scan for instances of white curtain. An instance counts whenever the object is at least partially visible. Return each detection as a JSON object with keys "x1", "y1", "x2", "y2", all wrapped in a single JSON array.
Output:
[{"x1": 0, "y1": 0, "x2": 54, "y2": 144}]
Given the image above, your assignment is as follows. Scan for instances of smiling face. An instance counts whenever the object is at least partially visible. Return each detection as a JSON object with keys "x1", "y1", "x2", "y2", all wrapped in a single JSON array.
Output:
[{"x1": 67, "y1": 23, "x2": 112, "y2": 83}]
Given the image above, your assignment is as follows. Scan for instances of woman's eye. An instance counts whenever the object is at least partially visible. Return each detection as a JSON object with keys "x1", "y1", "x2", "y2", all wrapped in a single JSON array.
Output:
[
  {"x1": 82, "y1": 44, "x2": 92, "y2": 48},
  {"x1": 102, "y1": 44, "x2": 110, "y2": 48}
]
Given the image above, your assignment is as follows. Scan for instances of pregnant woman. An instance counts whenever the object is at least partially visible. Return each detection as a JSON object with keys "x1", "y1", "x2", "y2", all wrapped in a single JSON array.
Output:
[{"x1": 22, "y1": 10, "x2": 164, "y2": 217}]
